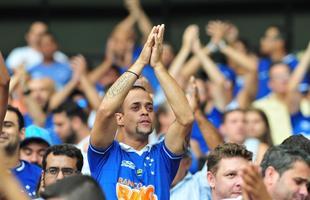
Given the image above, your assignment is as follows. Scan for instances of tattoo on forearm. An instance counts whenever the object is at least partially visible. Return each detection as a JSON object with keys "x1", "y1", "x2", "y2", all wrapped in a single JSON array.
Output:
[{"x1": 106, "y1": 72, "x2": 134, "y2": 98}]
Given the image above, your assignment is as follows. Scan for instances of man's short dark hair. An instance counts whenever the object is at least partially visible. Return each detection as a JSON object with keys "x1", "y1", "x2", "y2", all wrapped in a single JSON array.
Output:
[
  {"x1": 52, "y1": 100, "x2": 88, "y2": 124},
  {"x1": 207, "y1": 143, "x2": 253, "y2": 174},
  {"x1": 261, "y1": 145, "x2": 310, "y2": 177},
  {"x1": 42, "y1": 144, "x2": 83, "y2": 171},
  {"x1": 282, "y1": 135, "x2": 310, "y2": 155},
  {"x1": 222, "y1": 108, "x2": 245, "y2": 123},
  {"x1": 7, "y1": 105, "x2": 24, "y2": 130},
  {"x1": 267, "y1": 24, "x2": 289, "y2": 51}
]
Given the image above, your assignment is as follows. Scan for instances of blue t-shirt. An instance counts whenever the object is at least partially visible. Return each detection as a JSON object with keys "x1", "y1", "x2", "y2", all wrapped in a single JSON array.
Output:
[
  {"x1": 190, "y1": 107, "x2": 223, "y2": 154},
  {"x1": 256, "y1": 55, "x2": 299, "y2": 99},
  {"x1": 28, "y1": 61, "x2": 72, "y2": 89},
  {"x1": 12, "y1": 160, "x2": 42, "y2": 198},
  {"x1": 291, "y1": 111, "x2": 310, "y2": 138},
  {"x1": 88, "y1": 140, "x2": 182, "y2": 200}
]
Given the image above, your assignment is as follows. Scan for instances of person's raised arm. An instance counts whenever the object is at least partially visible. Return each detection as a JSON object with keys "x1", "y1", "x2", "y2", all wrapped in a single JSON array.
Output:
[
  {"x1": 88, "y1": 39, "x2": 114, "y2": 85},
  {"x1": 187, "y1": 77, "x2": 223, "y2": 150},
  {"x1": 90, "y1": 26, "x2": 158, "y2": 149},
  {"x1": 77, "y1": 56, "x2": 101, "y2": 110},
  {"x1": 169, "y1": 25, "x2": 198, "y2": 78},
  {"x1": 193, "y1": 38, "x2": 228, "y2": 111},
  {"x1": 48, "y1": 56, "x2": 83, "y2": 111},
  {"x1": 0, "y1": 53, "x2": 10, "y2": 129},
  {"x1": 151, "y1": 25, "x2": 194, "y2": 155},
  {"x1": 125, "y1": 0, "x2": 153, "y2": 43},
  {"x1": 286, "y1": 42, "x2": 310, "y2": 114}
]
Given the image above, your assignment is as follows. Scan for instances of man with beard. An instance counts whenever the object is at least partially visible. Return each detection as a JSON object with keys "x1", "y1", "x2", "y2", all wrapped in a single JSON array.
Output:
[
  {"x1": 261, "y1": 145, "x2": 310, "y2": 200},
  {"x1": 1, "y1": 105, "x2": 41, "y2": 198},
  {"x1": 52, "y1": 101, "x2": 89, "y2": 144},
  {"x1": 88, "y1": 25, "x2": 194, "y2": 200}
]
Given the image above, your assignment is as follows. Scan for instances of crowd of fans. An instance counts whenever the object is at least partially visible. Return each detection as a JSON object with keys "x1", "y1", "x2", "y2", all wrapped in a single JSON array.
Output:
[{"x1": 0, "y1": 0, "x2": 309, "y2": 199}]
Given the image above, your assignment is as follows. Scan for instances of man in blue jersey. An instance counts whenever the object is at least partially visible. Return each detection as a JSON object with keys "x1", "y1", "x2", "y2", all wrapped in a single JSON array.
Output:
[
  {"x1": 88, "y1": 24, "x2": 194, "y2": 200},
  {"x1": 0, "y1": 105, "x2": 42, "y2": 198}
]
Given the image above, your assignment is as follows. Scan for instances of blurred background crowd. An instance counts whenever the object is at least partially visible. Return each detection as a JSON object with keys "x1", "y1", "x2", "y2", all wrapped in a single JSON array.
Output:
[{"x1": 0, "y1": 0, "x2": 309, "y2": 199}]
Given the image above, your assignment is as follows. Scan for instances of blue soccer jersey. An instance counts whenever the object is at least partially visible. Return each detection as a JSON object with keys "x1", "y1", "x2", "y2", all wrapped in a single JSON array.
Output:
[
  {"x1": 12, "y1": 160, "x2": 42, "y2": 198},
  {"x1": 88, "y1": 140, "x2": 182, "y2": 200},
  {"x1": 291, "y1": 111, "x2": 310, "y2": 138}
]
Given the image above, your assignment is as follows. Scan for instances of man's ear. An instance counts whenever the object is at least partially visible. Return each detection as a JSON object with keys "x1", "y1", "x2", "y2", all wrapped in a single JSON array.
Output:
[
  {"x1": 115, "y1": 113, "x2": 124, "y2": 126},
  {"x1": 207, "y1": 171, "x2": 216, "y2": 189},
  {"x1": 19, "y1": 128, "x2": 25, "y2": 141},
  {"x1": 264, "y1": 166, "x2": 279, "y2": 187}
]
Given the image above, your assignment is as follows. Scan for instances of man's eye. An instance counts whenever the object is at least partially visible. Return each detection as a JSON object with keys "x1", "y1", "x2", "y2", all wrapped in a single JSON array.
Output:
[
  {"x1": 226, "y1": 173, "x2": 236, "y2": 178},
  {"x1": 146, "y1": 106, "x2": 153, "y2": 112},
  {"x1": 49, "y1": 168, "x2": 58, "y2": 175},
  {"x1": 23, "y1": 149, "x2": 32, "y2": 156},
  {"x1": 132, "y1": 106, "x2": 139, "y2": 111}
]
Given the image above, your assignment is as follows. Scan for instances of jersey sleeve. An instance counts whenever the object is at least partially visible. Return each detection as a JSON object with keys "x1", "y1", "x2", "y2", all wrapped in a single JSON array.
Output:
[
  {"x1": 87, "y1": 140, "x2": 118, "y2": 177},
  {"x1": 157, "y1": 141, "x2": 183, "y2": 182}
]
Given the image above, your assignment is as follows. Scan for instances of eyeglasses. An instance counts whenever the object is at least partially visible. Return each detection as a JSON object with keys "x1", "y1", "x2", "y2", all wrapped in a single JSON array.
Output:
[{"x1": 45, "y1": 167, "x2": 80, "y2": 177}]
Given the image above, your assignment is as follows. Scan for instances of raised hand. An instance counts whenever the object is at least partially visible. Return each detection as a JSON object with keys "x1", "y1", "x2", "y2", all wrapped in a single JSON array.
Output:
[
  {"x1": 150, "y1": 24, "x2": 165, "y2": 67},
  {"x1": 124, "y1": 0, "x2": 141, "y2": 16},
  {"x1": 182, "y1": 24, "x2": 199, "y2": 51},
  {"x1": 192, "y1": 36, "x2": 202, "y2": 54},
  {"x1": 186, "y1": 76, "x2": 200, "y2": 113},
  {"x1": 136, "y1": 26, "x2": 158, "y2": 66},
  {"x1": 241, "y1": 164, "x2": 272, "y2": 200},
  {"x1": 70, "y1": 54, "x2": 87, "y2": 81},
  {"x1": 224, "y1": 22, "x2": 239, "y2": 44},
  {"x1": 206, "y1": 20, "x2": 229, "y2": 44}
]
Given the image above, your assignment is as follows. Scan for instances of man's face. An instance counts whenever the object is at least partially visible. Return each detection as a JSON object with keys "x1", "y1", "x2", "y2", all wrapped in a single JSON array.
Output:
[
  {"x1": 39, "y1": 35, "x2": 58, "y2": 59},
  {"x1": 269, "y1": 64, "x2": 290, "y2": 95},
  {"x1": 266, "y1": 161, "x2": 310, "y2": 200},
  {"x1": 20, "y1": 141, "x2": 49, "y2": 166},
  {"x1": 53, "y1": 112, "x2": 74, "y2": 143},
  {"x1": 221, "y1": 111, "x2": 246, "y2": 144},
  {"x1": 260, "y1": 26, "x2": 281, "y2": 55},
  {"x1": 208, "y1": 157, "x2": 249, "y2": 199},
  {"x1": 0, "y1": 111, "x2": 23, "y2": 155},
  {"x1": 28, "y1": 78, "x2": 54, "y2": 108},
  {"x1": 43, "y1": 154, "x2": 78, "y2": 187},
  {"x1": 26, "y1": 22, "x2": 47, "y2": 47},
  {"x1": 117, "y1": 89, "x2": 154, "y2": 140}
]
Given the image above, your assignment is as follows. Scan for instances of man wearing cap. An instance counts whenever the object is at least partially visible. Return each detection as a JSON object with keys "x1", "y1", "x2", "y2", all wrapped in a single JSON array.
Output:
[{"x1": 20, "y1": 125, "x2": 53, "y2": 166}]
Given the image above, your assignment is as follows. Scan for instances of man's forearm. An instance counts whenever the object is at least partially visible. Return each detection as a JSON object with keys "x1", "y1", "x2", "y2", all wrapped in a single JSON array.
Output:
[
  {"x1": 102, "y1": 61, "x2": 145, "y2": 112},
  {"x1": 169, "y1": 47, "x2": 190, "y2": 78},
  {"x1": 80, "y1": 75, "x2": 101, "y2": 110},
  {"x1": 0, "y1": 53, "x2": 11, "y2": 129},
  {"x1": 195, "y1": 109, "x2": 223, "y2": 150},
  {"x1": 154, "y1": 63, "x2": 193, "y2": 125}
]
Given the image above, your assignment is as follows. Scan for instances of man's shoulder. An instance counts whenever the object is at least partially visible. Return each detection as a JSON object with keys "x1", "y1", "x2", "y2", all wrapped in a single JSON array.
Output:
[{"x1": 22, "y1": 160, "x2": 42, "y2": 175}]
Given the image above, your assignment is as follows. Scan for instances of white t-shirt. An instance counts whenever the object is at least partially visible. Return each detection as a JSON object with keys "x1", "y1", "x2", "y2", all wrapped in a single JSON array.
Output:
[{"x1": 6, "y1": 46, "x2": 68, "y2": 70}]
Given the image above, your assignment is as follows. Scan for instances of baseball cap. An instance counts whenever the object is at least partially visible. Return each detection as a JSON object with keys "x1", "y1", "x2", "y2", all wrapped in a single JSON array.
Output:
[{"x1": 20, "y1": 125, "x2": 53, "y2": 147}]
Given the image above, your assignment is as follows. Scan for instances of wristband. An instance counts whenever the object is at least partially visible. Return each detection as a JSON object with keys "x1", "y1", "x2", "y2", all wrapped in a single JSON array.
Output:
[
  {"x1": 218, "y1": 40, "x2": 228, "y2": 50},
  {"x1": 127, "y1": 70, "x2": 139, "y2": 79},
  {"x1": 206, "y1": 42, "x2": 218, "y2": 53}
]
